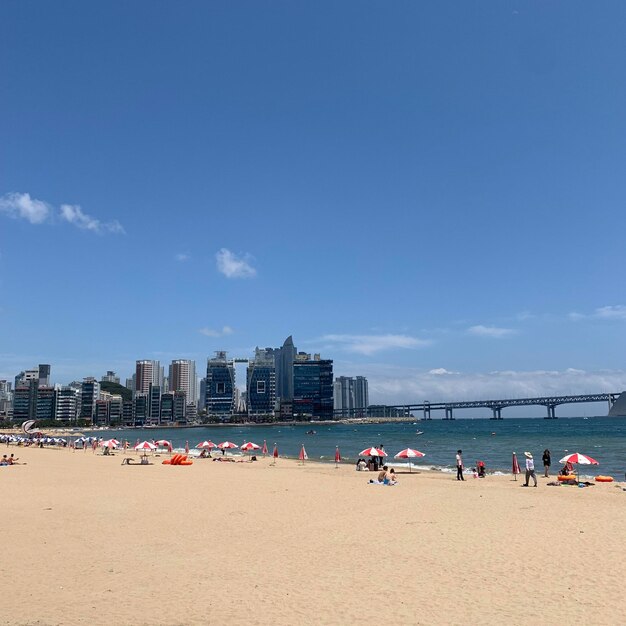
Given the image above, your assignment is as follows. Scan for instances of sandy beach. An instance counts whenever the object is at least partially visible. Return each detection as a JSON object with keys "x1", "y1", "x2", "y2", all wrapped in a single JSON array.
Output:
[{"x1": 2, "y1": 445, "x2": 625, "y2": 626}]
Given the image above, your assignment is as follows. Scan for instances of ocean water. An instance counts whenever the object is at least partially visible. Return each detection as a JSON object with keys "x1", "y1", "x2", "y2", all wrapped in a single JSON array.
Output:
[{"x1": 90, "y1": 416, "x2": 626, "y2": 477}]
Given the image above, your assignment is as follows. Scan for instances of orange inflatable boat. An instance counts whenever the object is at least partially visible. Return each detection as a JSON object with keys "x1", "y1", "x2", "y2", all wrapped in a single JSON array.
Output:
[{"x1": 595, "y1": 476, "x2": 613, "y2": 482}]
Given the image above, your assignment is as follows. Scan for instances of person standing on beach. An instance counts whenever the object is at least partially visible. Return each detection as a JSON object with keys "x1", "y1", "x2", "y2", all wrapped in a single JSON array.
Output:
[
  {"x1": 456, "y1": 450, "x2": 464, "y2": 481},
  {"x1": 523, "y1": 452, "x2": 537, "y2": 487},
  {"x1": 542, "y1": 449, "x2": 551, "y2": 477}
]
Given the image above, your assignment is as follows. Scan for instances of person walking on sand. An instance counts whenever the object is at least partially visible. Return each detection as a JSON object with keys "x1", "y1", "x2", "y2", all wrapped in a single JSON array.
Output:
[
  {"x1": 523, "y1": 452, "x2": 537, "y2": 487},
  {"x1": 456, "y1": 450, "x2": 464, "y2": 481},
  {"x1": 542, "y1": 449, "x2": 551, "y2": 478}
]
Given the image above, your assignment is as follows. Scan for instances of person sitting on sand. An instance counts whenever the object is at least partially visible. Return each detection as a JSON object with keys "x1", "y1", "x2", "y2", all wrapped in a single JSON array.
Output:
[
  {"x1": 356, "y1": 458, "x2": 367, "y2": 471},
  {"x1": 378, "y1": 465, "x2": 389, "y2": 483},
  {"x1": 560, "y1": 461, "x2": 574, "y2": 476},
  {"x1": 8, "y1": 454, "x2": 19, "y2": 465},
  {"x1": 385, "y1": 468, "x2": 398, "y2": 485},
  {"x1": 0, "y1": 455, "x2": 8, "y2": 466}
]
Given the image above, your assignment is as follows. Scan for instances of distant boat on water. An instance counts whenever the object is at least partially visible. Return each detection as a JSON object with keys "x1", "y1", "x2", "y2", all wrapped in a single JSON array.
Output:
[{"x1": 416, "y1": 430, "x2": 424, "y2": 435}]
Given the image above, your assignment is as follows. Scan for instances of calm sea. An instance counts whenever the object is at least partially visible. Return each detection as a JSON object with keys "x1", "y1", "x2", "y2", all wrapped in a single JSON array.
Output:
[{"x1": 89, "y1": 416, "x2": 626, "y2": 477}]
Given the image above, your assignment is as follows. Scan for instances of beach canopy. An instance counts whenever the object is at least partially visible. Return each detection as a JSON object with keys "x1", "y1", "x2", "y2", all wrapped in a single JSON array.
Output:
[
  {"x1": 241, "y1": 442, "x2": 260, "y2": 451},
  {"x1": 298, "y1": 444, "x2": 308, "y2": 462},
  {"x1": 359, "y1": 447, "x2": 387, "y2": 457},
  {"x1": 196, "y1": 441, "x2": 216, "y2": 449},
  {"x1": 394, "y1": 448, "x2": 425, "y2": 459},
  {"x1": 218, "y1": 441, "x2": 238, "y2": 450},
  {"x1": 135, "y1": 440, "x2": 157, "y2": 451},
  {"x1": 558, "y1": 453, "x2": 599, "y2": 465}
]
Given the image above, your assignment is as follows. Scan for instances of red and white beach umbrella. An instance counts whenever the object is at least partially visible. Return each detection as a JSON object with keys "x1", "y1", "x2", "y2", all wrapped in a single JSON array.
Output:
[
  {"x1": 298, "y1": 444, "x2": 308, "y2": 462},
  {"x1": 217, "y1": 441, "x2": 238, "y2": 450},
  {"x1": 394, "y1": 448, "x2": 425, "y2": 473},
  {"x1": 272, "y1": 444, "x2": 278, "y2": 459},
  {"x1": 559, "y1": 452, "x2": 599, "y2": 481},
  {"x1": 359, "y1": 447, "x2": 387, "y2": 457},
  {"x1": 558, "y1": 453, "x2": 599, "y2": 466},
  {"x1": 334, "y1": 446, "x2": 342, "y2": 464},
  {"x1": 134, "y1": 440, "x2": 156, "y2": 451},
  {"x1": 512, "y1": 452, "x2": 521, "y2": 481},
  {"x1": 99, "y1": 439, "x2": 118, "y2": 448},
  {"x1": 155, "y1": 439, "x2": 172, "y2": 449},
  {"x1": 394, "y1": 448, "x2": 425, "y2": 459},
  {"x1": 262, "y1": 440, "x2": 268, "y2": 455},
  {"x1": 241, "y1": 442, "x2": 260, "y2": 452},
  {"x1": 196, "y1": 441, "x2": 217, "y2": 449}
]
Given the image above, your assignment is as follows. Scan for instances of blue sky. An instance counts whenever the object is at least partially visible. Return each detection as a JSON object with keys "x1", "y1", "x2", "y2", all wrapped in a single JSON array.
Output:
[{"x1": 1, "y1": 1, "x2": 626, "y2": 409}]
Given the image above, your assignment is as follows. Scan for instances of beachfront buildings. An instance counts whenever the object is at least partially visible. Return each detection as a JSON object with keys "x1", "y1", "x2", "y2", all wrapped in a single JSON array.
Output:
[
  {"x1": 80, "y1": 377, "x2": 100, "y2": 421},
  {"x1": 334, "y1": 376, "x2": 369, "y2": 417},
  {"x1": 169, "y1": 359, "x2": 197, "y2": 406},
  {"x1": 293, "y1": 354, "x2": 334, "y2": 419},
  {"x1": 247, "y1": 348, "x2": 277, "y2": 418},
  {"x1": 135, "y1": 360, "x2": 163, "y2": 394},
  {"x1": 205, "y1": 351, "x2": 236, "y2": 418}
]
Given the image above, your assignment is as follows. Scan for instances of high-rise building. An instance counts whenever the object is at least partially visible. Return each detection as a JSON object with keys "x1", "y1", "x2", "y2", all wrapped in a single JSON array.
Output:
[
  {"x1": 12, "y1": 385, "x2": 33, "y2": 421},
  {"x1": 36, "y1": 387, "x2": 56, "y2": 421},
  {"x1": 38, "y1": 364, "x2": 51, "y2": 387},
  {"x1": 135, "y1": 360, "x2": 162, "y2": 394},
  {"x1": 276, "y1": 336, "x2": 296, "y2": 401},
  {"x1": 205, "y1": 351, "x2": 235, "y2": 418},
  {"x1": 134, "y1": 393, "x2": 148, "y2": 426},
  {"x1": 15, "y1": 368, "x2": 39, "y2": 388},
  {"x1": 173, "y1": 391, "x2": 187, "y2": 423},
  {"x1": 334, "y1": 376, "x2": 355, "y2": 417},
  {"x1": 55, "y1": 386, "x2": 79, "y2": 422},
  {"x1": 334, "y1": 376, "x2": 369, "y2": 417},
  {"x1": 354, "y1": 376, "x2": 369, "y2": 416},
  {"x1": 148, "y1": 384, "x2": 161, "y2": 424},
  {"x1": 169, "y1": 360, "x2": 197, "y2": 404},
  {"x1": 160, "y1": 392, "x2": 174, "y2": 424},
  {"x1": 293, "y1": 357, "x2": 334, "y2": 420},
  {"x1": 247, "y1": 348, "x2": 276, "y2": 418},
  {"x1": 80, "y1": 378, "x2": 100, "y2": 421}
]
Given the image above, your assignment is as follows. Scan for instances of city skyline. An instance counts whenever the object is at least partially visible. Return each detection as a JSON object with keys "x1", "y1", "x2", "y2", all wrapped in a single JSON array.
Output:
[{"x1": 2, "y1": 2, "x2": 626, "y2": 408}]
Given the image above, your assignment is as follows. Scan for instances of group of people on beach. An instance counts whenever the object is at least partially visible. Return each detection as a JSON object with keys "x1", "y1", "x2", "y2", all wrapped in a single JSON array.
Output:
[
  {"x1": 0, "y1": 453, "x2": 19, "y2": 466},
  {"x1": 367, "y1": 465, "x2": 398, "y2": 486}
]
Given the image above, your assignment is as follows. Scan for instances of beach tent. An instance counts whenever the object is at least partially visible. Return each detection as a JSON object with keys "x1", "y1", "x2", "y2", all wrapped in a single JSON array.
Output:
[{"x1": 394, "y1": 448, "x2": 425, "y2": 473}]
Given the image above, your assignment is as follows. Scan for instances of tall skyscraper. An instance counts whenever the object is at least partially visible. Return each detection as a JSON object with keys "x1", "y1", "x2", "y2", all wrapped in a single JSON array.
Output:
[
  {"x1": 334, "y1": 376, "x2": 368, "y2": 417},
  {"x1": 334, "y1": 376, "x2": 355, "y2": 417},
  {"x1": 205, "y1": 351, "x2": 235, "y2": 418},
  {"x1": 80, "y1": 377, "x2": 100, "y2": 421},
  {"x1": 293, "y1": 356, "x2": 334, "y2": 419},
  {"x1": 354, "y1": 376, "x2": 369, "y2": 416},
  {"x1": 55, "y1": 386, "x2": 79, "y2": 422},
  {"x1": 169, "y1": 360, "x2": 197, "y2": 404},
  {"x1": 247, "y1": 348, "x2": 276, "y2": 418},
  {"x1": 276, "y1": 336, "x2": 296, "y2": 401},
  {"x1": 135, "y1": 360, "x2": 162, "y2": 394}
]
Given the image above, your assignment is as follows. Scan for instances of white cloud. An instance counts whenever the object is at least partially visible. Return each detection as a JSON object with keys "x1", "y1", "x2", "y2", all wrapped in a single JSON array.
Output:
[
  {"x1": 468, "y1": 325, "x2": 517, "y2": 338},
  {"x1": 318, "y1": 334, "x2": 431, "y2": 355},
  {"x1": 569, "y1": 305, "x2": 626, "y2": 322},
  {"x1": 175, "y1": 253, "x2": 190, "y2": 262},
  {"x1": 594, "y1": 305, "x2": 626, "y2": 320},
  {"x1": 0, "y1": 192, "x2": 51, "y2": 224},
  {"x1": 199, "y1": 325, "x2": 235, "y2": 338},
  {"x1": 59, "y1": 204, "x2": 125, "y2": 234},
  {"x1": 343, "y1": 363, "x2": 626, "y2": 405},
  {"x1": 215, "y1": 248, "x2": 256, "y2": 279}
]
